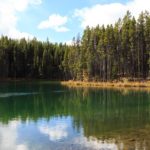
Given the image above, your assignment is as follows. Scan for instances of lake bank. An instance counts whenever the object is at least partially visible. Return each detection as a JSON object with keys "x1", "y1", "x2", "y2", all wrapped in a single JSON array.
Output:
[
  {"x1": 61, "y1": 80, "x2": 150, "y2": 89},
  {"x1": 1, "y1": 78, "x2": 150, "y2": 90}
]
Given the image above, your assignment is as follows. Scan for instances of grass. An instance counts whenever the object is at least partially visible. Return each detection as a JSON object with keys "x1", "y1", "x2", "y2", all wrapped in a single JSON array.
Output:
[{"x1": 61, "y1": 80, "x2": 150, "y2": 89}]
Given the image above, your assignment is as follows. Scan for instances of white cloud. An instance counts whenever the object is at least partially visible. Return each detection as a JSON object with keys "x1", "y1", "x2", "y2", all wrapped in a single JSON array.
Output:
[
  {"x1": 0, "y1": 0, "x2": 42, "y2": 39},
  {"x1": 39, "y1": 123, "x2": 68, "y2": 141},
  {"x1": 38, "y1": 14, "x2": 69, "y2": 32},
  {"x1": 74, "y1": 0, "x2": 150, "y2": 28}
]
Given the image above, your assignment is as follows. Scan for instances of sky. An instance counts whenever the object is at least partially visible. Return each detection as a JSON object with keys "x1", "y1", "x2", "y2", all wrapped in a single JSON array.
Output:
[{"x1": 0, "y1": 0, "x2": 150, "y2": 44}]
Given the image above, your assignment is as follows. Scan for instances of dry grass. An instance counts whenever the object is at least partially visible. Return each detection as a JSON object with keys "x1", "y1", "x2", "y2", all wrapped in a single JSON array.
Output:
[{"x1": 61, "y1": 80, "x2": 150, "y2": 90}]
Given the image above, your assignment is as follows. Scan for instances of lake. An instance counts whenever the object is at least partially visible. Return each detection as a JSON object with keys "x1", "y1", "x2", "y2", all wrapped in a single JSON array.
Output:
[{"x1": 0, "y1": 82, "x2": 150, "y2": 150}]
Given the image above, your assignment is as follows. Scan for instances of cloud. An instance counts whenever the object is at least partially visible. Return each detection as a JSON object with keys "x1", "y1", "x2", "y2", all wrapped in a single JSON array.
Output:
[
  {"x1": 39, "y1": 123, "x2": 68, "y2": 141},
  {"x1": 74, "y1": 0, "x2": 150, "y2": 28},
  {"x1": 38, "y1": 14, "x2": 69, "y2": 32},
  {"x1": 0, "y1": 0, "x2": 42, "y2": 39}
]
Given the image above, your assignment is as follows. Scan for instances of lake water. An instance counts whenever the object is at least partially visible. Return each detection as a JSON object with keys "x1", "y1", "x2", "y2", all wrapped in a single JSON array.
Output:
[{"x1": 0, "y1": 82, "x2": 150, "y2": 150}]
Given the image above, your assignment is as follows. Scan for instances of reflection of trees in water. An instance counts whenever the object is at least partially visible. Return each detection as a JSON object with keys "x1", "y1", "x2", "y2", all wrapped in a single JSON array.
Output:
[{"x1": 0, "y1": 83, "x2": 150, "y2": 149}]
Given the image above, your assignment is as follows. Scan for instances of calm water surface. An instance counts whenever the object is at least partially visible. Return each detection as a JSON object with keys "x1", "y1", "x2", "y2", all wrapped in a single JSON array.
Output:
[{"x1": 0, "y1": 82, "x2": 150, "y2": 150}]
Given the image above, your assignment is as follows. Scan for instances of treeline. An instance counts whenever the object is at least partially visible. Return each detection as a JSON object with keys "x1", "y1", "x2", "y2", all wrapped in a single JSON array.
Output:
[
  {"x1": 1, "y1": 11, "x2": 150, "y2": 81},
  {"x1": 0, "y1": 37, "x2": 68, "y2": 79}
]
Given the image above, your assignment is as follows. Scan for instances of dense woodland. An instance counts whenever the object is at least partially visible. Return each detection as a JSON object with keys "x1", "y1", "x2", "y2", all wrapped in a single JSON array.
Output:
[{"x1": 1, "y1": 11, "x2": 150, "y2": 81}]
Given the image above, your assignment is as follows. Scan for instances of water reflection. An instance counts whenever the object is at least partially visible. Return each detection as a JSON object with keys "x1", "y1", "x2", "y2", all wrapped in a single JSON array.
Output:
[
  {"x1": 0, "y1": 82, "x2": 150, "y2": 149},
  {"x1": 38, "y1": 117, "x2": 69, "y2": 141},
  {"x1": 0, "y1": 120, "x2": 28, "y2": 150},
  {"x1": 0, "y1": 117, "x2": 120, "y2": 150}
]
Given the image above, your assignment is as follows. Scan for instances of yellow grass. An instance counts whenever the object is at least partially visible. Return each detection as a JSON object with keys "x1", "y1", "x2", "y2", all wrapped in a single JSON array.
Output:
[{"x1": 61, "y1": 80, "x2": 150, "y2": 90}]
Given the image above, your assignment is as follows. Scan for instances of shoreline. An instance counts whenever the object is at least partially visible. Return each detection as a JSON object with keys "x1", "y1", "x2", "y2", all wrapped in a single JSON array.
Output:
[
  {"x1": 60, "y1": 80, "x2": 150, "y2": 89},
  {"x1": 1, "y1": 78, "x2": 150, "y2": 89}
]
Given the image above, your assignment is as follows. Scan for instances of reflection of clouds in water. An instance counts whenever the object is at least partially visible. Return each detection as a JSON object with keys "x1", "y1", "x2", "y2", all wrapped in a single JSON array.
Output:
[
  {"x1": 0, "y1": 120, "x2": 28, "y2": 150},
  {"x1": 39, "y1": 123, "x2": 68, "y2": 141},
  {"x1": 38, "y1": 117, "x2": 119, "y2": 150},
  {"x1": 0, "y1": 118, "x2": 120, "y2": 150},
  {"x1": 17, "y1": 144, "x2": 28, "y2": 150},
  {"x1": 73, "y1": 137, "x2": 118, "y2": 150}
]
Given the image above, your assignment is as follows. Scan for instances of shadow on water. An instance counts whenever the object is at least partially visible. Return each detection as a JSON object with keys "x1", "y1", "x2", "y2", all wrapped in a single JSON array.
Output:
[{"x1": 0, "y1": 82, "x2": 150, "y2": 149}]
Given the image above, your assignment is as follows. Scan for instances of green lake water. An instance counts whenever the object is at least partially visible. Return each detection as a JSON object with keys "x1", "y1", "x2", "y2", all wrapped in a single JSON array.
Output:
[{"x1": 0, "y1": 82, "x2": 150, "y2": 150}]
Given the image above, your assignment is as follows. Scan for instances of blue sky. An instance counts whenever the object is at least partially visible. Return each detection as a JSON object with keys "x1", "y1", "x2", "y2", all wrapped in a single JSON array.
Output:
[{"x1": 0, "y1": 0, "x2": 149, "y2": 43}]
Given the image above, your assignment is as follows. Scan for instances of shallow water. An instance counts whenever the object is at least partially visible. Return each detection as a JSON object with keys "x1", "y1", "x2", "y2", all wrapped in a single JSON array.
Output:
[{"x1": 0, "y1": 82, "x2": 150, "y2": 150}]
